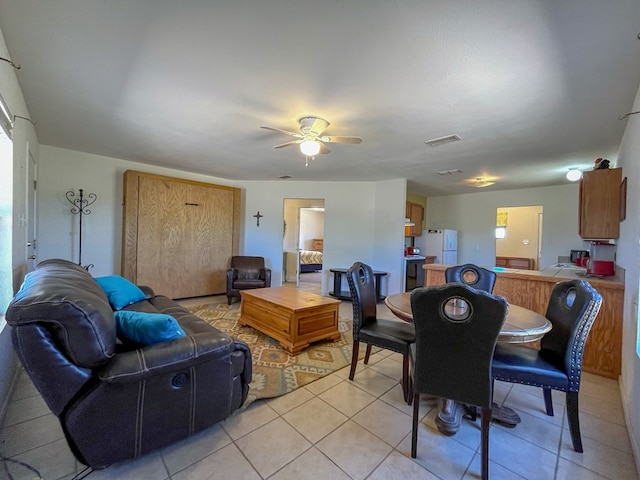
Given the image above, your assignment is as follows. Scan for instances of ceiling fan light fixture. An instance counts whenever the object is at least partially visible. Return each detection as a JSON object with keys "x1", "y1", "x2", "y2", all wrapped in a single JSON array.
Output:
[
  {"x1": 300, "y1": 140, "x2": 320, "y2": 156},
  {"x1": 566, "y1": 169, "x2": 582, "y2": 182}
]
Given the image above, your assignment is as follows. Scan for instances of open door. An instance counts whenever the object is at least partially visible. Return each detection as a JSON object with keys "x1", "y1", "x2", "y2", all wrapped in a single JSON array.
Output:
[
  {"x1": 25, "y1": 145, "x2": 38, "y2": 272},
  {"x1": 283, "y1": 198, "x2": 325, "y2": 289}
]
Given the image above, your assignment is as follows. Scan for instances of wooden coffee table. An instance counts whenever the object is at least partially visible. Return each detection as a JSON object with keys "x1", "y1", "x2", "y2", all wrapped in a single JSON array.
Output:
[{"x1": 239, "y1": 287, "x2": 342, "y2": 354}]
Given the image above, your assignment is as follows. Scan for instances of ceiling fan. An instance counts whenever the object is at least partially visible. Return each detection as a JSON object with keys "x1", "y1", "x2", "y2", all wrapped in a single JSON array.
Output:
[{"x1": 261, "y1": 116, "x2": 362, "y2": 164}]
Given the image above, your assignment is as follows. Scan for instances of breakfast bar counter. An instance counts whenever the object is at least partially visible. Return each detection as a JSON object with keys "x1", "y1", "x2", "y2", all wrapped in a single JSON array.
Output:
[{"x1": 422, "y1": 263, "x2": 624, "y2": 379}]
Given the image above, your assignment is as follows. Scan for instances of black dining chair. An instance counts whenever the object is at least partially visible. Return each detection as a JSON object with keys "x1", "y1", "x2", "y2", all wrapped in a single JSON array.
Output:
[
  {"x1": 445, "y1": 263, "x2": 497, "y2": 293},
  {"x1": 410, "y1": 283, "x2": 508, "y2": 480},
  {"x1": 347, "y1": 262, "x2": 416, "y2": 402},
  {"x1": 492, "y1": 279, "x2": 602, "y2": 453}
]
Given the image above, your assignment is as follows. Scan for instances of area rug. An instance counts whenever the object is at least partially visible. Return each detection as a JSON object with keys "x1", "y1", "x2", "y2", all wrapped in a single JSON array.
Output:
[{"x1": 187, "y1": 300, "x2": 365, "y2": 408}]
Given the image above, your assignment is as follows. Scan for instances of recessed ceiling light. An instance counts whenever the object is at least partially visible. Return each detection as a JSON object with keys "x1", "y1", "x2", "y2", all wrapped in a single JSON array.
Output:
[
  {"x1": 566, "y1": 169, "x2": 582, "y2": 181},
  {"x1": 465, "y1": 177, "x2": 496, "y2": 188},
  {"x1": 425, "y1": 134, "x2": 461, "y2": 147}
]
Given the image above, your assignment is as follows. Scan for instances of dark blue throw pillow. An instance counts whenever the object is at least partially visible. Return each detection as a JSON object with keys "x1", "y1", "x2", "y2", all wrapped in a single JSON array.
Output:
[
  {"x1": 95, "y1": 275, "x2": 148, "y2": 310},
  {"x1": 114, "y1": 311, "x2": 186, "y2": 346}
]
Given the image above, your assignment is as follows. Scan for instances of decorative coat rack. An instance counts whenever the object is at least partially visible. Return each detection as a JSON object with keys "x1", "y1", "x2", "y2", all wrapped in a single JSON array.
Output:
[{"x1": 65, "y1": 189, "x2": 97, "y2": 269}]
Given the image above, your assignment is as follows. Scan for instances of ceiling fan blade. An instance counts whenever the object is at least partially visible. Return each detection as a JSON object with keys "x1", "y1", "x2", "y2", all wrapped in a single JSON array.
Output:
[
  {"x1": 318, "y1": 142, "x2": 331, "y2": 154},
  {"x1": 261, "y1": 126, "x2": 303, "y2": 138},
  {"x1": 320, "y1": 135, "x2": 363, "y2": 144},
  {"x1": 273, "y1": 140, "x2": 301, "y2": 149}
]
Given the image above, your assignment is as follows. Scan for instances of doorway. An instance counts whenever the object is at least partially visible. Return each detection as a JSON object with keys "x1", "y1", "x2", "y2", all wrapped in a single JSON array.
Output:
[
  {"x1": 495, "y1": 206, "x2": 543, "y2": 270},
  {"x1": 283, "y1": 198, "x2": 325, "y2": 291}
]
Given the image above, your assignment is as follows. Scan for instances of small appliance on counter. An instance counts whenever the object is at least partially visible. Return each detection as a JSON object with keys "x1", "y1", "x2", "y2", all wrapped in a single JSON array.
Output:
[
  {"x1": 586, "y1": 242, "x2": 615, "y2": 276},
  {"x1": 570, "y1": 249, "x2": 589, "y2": 264}
]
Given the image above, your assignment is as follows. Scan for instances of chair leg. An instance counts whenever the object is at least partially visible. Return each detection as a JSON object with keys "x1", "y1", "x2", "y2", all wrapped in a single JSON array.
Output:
[
  {"x1": 364, "y1": 343, "x2": 372, "y2": 364},
  {"x1": 566, "y1": 391, "x2": 583, "y2": 453},
  {"x1": 349, "y1": 341, "x2": 360, "y2": 380},
  {"x1": 227, "y1": 296, "x2": 232, "y2": 305},
  {"x1": 411, "y1": 391, "x2": 420, "y2": 458},
  {"x1": 402, "y1": 354, "x2": 410, "y2": 403},
  {"x1": 543, "y1": 388, "x2": 554, "y2": 416},
  {"x1": 481, "y1": 407, "x2": 491, "y2": 480}
]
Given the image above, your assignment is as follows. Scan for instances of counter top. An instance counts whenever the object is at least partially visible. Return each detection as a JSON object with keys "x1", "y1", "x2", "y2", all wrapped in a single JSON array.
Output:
[
  {"x1": 423, "y1": 263, "x2": 625, "y2": 290},
  {"x1": 404, "y1": 255, "x2": 426, "y2": 261}
]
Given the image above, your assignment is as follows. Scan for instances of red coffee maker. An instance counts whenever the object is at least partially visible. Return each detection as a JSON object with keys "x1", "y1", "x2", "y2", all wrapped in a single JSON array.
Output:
[{"x1": 587, "y1": 242, "x2": 615, "y2": 276}]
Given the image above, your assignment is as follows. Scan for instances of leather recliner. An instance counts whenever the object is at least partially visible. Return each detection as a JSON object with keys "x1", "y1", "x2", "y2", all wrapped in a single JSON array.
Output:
[
  {"x1": 6, "y1": 259, "x2": 252, "y2": 469},
  {"x1": 226, "y1": 256, "x2": 271, "y2": 304}
]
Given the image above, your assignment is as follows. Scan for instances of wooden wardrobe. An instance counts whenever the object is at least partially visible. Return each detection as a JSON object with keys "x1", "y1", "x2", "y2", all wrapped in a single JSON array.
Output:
[{"x1": 122, "y1": 171, "x2": 240, "y2": 299}]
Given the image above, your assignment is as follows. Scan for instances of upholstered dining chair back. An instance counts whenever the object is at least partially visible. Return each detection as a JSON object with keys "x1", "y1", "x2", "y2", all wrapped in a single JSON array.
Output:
[
  {"x1": 410, "y1": 283, "x2": 508, "y2": 478},
  {"x1": 346, "y1": 261, "x2": 415, "y2": 402},
  {"x1": 410, "y1": 283, "x2": 508, "y2": 408},
  {"x1": 540, "y1": 279, "x2": 602, "y2": 390},
  {"x1": 346, "y1": 261, "x2": 377, "y2": 339},
  {"x1": 445, "y1": 263, "x2": 497, "y2": 293}
]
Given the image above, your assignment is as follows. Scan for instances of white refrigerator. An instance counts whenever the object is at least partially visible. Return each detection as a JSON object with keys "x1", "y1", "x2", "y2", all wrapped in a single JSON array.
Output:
[{"x1": 416, "y1": 229, "x2": 458, "y2": 264}]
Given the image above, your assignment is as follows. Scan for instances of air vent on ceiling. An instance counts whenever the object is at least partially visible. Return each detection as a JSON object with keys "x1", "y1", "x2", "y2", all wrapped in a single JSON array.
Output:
[
  {"x1": 425, "y1": 134, "x2": 461, "y2": 147},
  {"x1": 279, "y1": 175, "x2": 293, "y2": 179},
  {"x1": 437, "y1": 169, "x2": 462, "y2": 175}
]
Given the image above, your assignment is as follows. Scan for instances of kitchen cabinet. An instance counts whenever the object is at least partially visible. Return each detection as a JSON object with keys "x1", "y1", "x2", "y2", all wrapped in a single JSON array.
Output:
[
  {"x1": 579, "y1": 167, "x2": 622, "y2": 239},
  {"x1": 423, "y1": 263, "x2": 624, "y2": 379},
  {"x1": 405, "y1": 202, "x2": 424, "y2": 236}
]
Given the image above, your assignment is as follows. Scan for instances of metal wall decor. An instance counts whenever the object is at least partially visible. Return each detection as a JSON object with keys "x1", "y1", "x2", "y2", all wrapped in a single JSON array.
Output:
[{"x1": 66, "y1": 189, "x2": 97, "y2": 269}]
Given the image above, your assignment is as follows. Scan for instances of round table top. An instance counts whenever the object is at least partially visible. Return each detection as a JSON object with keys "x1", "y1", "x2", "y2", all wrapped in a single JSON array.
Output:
[{"x1": 384, "y1": 292, "x2": 552, "y2": 344}]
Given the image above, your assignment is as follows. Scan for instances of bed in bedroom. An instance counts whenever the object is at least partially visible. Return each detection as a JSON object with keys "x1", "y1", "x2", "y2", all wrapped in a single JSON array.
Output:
[{"x1": 299, "y1": 250, "x2": 323, "y2": 273}]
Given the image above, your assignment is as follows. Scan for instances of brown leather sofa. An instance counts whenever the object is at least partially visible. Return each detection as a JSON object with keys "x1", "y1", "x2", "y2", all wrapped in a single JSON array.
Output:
[
  {"x1": 6, "y1": 259, "x2": 252, "y2": 469},
  {"x1": 226, "y1": 256, "x2": 271, "y2": 304}
]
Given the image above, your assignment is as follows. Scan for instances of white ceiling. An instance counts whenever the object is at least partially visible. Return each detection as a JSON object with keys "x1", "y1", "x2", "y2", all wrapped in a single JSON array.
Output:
[{"x1": 1, "y1": 1, "x2": 639, "y2": 196}]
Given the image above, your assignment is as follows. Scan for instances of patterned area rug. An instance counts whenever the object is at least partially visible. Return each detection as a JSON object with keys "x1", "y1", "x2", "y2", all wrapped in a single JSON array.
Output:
[{"x1": 188, "y1": 300, "x2": 363, "y2": 408}]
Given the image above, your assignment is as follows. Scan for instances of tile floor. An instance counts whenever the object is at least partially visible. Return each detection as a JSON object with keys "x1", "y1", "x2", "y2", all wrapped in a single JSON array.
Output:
[{"x1": 0, "y1": 283, "x2": 637, "y2": 480}]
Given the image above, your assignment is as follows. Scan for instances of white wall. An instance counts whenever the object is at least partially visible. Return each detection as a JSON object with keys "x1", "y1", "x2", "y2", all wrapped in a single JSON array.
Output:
[
  {"x1": 426, "y1": 184, "x2": 585, "y2": 269},
  {"x1": 616, "y1": 84, "x2": 640, "y2": 469},
  {"x1": 37, "y1": 146, "x2": 408, "y2": 294}
]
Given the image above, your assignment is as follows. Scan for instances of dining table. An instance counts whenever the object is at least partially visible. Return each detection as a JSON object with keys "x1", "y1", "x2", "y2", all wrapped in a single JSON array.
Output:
[{"x1": 384, "y1": 291, "x2": 552, "y2": 436}]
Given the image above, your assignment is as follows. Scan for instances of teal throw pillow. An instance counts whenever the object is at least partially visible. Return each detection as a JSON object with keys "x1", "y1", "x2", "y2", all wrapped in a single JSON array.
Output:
[
  {"x1": 114, "y1": 311, "x2": 186, "y2": 346},
  {"x1": 95, "y1": 275, "x2": 148, "y2": 310}
]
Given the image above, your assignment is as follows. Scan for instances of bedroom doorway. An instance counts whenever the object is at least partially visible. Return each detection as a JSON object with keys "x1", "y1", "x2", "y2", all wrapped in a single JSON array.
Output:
[{"x1": 283, "y1": 198, "x2": 325, "y2": 292}]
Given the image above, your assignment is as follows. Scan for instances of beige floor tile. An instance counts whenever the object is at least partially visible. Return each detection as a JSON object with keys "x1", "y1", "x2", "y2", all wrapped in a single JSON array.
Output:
[
  {"x1": 421, "y1": 407, "x2": 483, "y2": 451},
  {"x1": 8, "y1": 372, "x2": 40, "y2": 401},
  {"x1": 368, "y1": 450, "x2": 439, "y2": 480},
  {"x1": 282, "y1": 397, "x2": 348, "y2": 443},
  {"x1": 349, "y1": 366, "x2": 399, "y2": 397},
  {"x1": 368, "y1": 356, "x2": 405, "y2": 379},
  {"x1": 502, "y1": 386, "x2": 564, "y2": 427},
  {"x1": 489, "y1": 428, "x2": 558, "y2": 480},
  {"x1": 579, "y1": 391, "x2": 626, "y2": 426},
  {"x1": 555, "y1": 457, "x2": 611, "y2": 480},
  {"x1": 317, "y1": 420, "x2": 393, "y2": 480},
  {"x1": 397, "y1": 420, "x2": 475, "y2": 479},
  {"x1": 566, "y1": 408, "x2": 633, "y2": 452},
  {"x1": 171, "y1": 443, "x2": 260, "y2": 480},
  {"x1": 269, "y1": 446, "x2": 350, "y2": 480},
  {"x1": 559, "y1": 433, "x2": 638, "y2": 479},
  {"x1": 379, "y1": 384, "x2": 437, "y2": 417},
  {"x1": 493, "y1": 380, "x2": 513, "y2": 404},
  {"x1": 0, "y1": 413, "x2": 65, "y2": 457},
  {"x1": 88, "y1": 451, "x2": 169, "y2": 480},
  {"x1": 267, "y1": 386, "x2": 314, "y2": 415},
  {"x1": 5, "y1": 438, "x2": 78, "y2": 480},
  {"x1": 304, "y1": 371, "x2": 344, "y2": 395},
  {"x1": 2, "y1": 393, "x2": 50, "y2": 427},
  {"x1": 464, "y1": 453, "x2": 529, "y2": 479},
  {"x1": 353, "y1": 399, "x2": 412, "y2": 447},
  {"x1": 493, "y1": 408, "x2": 562, "y2": 453},
  {"x1": 318, "y1": 380, "x2": 376, "y2": 417},
  {"x1": 580, "y1": 378, "x2": 622, "y2": 405},
  {"x1": 221, "y1": 400, "x2": 278, "y2": 440},
  {"x1": 334, "y1": 362, "x2": 362, "y2": 379},
  {"x1": 161, "y1": 423, "x2": 232, "y2": 475},
  {"x1": 235, "y1": 417, "x2": 311, "y2": 478}
]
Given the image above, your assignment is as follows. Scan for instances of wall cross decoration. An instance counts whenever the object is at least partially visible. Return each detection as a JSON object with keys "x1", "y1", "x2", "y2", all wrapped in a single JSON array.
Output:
[{"x1": 253, "y1": 211, "x2": 263, "y2": 227}]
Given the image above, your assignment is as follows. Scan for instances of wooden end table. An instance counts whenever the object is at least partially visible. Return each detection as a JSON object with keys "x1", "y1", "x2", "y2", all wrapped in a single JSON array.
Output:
[{"x1": 239, "y1": 287, "x2": 341, "y2": 354}]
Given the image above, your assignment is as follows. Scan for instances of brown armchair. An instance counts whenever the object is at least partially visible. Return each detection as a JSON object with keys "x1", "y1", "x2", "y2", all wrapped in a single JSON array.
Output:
[{"x1": 226, "y1": 256, "x2": 272, "y2": 304}]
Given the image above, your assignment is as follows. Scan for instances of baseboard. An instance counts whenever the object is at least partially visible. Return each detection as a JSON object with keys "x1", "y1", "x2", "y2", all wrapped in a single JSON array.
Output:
[{"x1": 619, "y1": 374, "x2": 640, "y2": 475}]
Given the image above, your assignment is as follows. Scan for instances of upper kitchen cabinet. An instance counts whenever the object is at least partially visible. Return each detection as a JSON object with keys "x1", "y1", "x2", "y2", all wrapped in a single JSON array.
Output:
[
  {"x1": 405, "y1": 201, "x2": 424, "y2": 236},
  {"x1": 579, "y1": 167, "x2": 622, "y2": 240}
]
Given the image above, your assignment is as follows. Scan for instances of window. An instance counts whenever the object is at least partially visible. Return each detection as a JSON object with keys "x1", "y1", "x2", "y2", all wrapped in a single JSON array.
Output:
[
  {"x1": 495, "y1": 226, "x2": 506, "y2": 239},
  {"x1": 0, "y1": 94, "x2": 13, "y2": 329}
]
